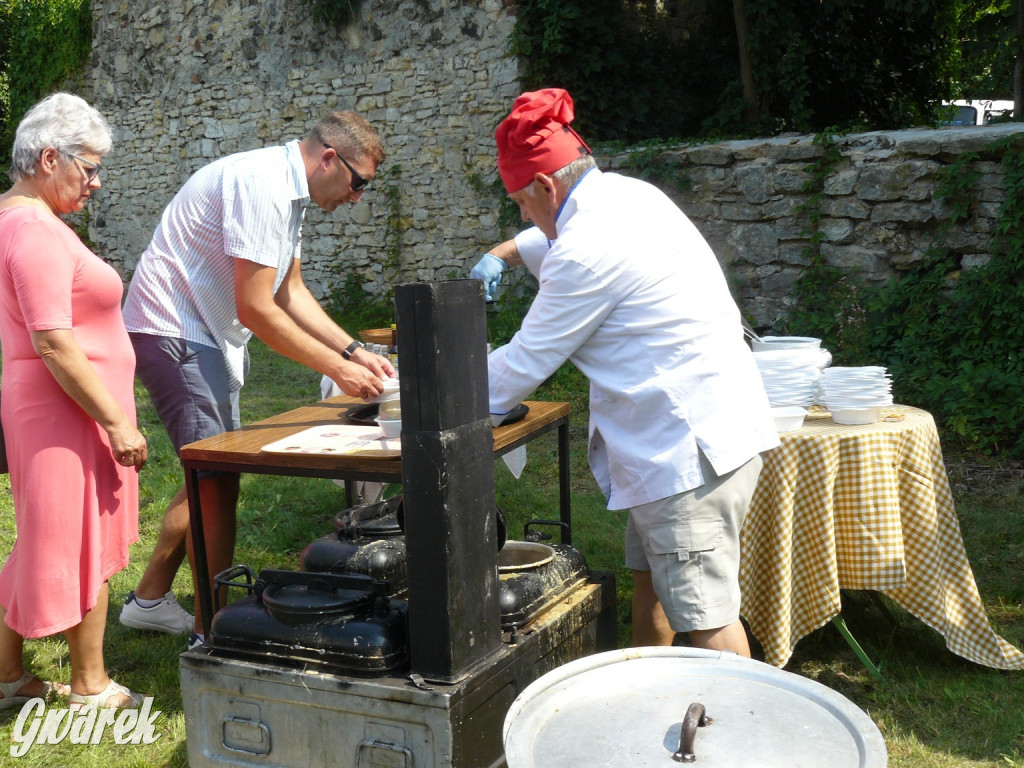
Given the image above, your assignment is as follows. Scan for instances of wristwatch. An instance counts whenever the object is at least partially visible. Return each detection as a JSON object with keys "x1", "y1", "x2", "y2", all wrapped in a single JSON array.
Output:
[{"x1": 342, "y1": 340, "x2": 364, "y2": 360}]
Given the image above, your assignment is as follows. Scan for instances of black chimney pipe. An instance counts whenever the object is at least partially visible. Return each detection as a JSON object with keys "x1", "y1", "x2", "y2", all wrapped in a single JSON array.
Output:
[{"x1": 395, "y1": 280, "x2": 502, "y2": 683}]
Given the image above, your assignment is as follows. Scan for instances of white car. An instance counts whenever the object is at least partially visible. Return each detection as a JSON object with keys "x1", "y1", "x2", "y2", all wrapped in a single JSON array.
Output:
[{"x1": 943, "y1": 99, "x2": 1015, "y2": 125}]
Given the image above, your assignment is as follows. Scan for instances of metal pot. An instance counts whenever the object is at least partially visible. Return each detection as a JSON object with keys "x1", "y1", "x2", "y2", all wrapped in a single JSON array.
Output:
[
  {"x1": 498, "y1": 541, "x2": 555, "y2": 571},
  {"x1": 209, "y1": 566, "x2": 409, "y2": 675},
  {"x1": 503, "y1": 647, "x2": 887, "y2": 767},
  {"x1": 300, "y1": 496, "x2": 508, "y2": 595}
]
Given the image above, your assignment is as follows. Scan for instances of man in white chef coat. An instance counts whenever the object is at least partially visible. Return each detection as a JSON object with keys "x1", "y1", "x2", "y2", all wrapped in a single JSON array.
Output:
[{"x1": 472, "y1": 88, "x2": 779, "y2": 655}]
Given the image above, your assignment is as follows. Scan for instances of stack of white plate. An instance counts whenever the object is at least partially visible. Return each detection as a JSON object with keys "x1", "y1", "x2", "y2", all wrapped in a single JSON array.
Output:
[
  {"x1": 821, "y1": 367, "x2": 893, "y2": 424},
  {"x1": 753, "y1": 347, "x2": 830, "y2": 407}
]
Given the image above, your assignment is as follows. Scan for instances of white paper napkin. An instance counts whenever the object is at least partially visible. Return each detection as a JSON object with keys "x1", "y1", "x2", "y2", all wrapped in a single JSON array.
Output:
[
  {"x1": 502, "y1": 446, "x2": 528, "y2": 479},
  {"x1": 320, "y1": 374, "x2": 386, "y2": 499},
  {"x1": 490, "y1": 412, "x2": 528, "y2": 478}
]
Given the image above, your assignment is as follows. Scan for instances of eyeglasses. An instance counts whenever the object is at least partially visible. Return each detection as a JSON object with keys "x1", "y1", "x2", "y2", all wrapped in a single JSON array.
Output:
[
  {"x1": 64, "y1": 151, "x2": 102, "y2": 183},
  {"x1": 323, "y1": 143, "x2": 370, "y2": 191}
]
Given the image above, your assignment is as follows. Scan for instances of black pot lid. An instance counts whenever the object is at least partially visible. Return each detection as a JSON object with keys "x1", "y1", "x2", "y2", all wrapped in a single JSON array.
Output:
[
  {"x1": 503, "y1": 647, "x2": 887, "y2": 768},
  {"x1": 334, "y1": 496, "x2": 404, "y2": 538},
  {"x1": 261, "y1": 581, "x2": 374, "y2": 625}
]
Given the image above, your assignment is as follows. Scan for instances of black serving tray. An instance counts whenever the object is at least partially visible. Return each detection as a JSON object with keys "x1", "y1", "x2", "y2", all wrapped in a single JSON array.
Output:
[{"x1": 348, "y1": 402, "x2": 530, "y2": 427}]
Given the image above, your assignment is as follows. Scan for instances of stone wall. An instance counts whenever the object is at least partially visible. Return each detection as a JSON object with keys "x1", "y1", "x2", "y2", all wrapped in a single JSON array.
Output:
[
  {"x1": 82, "y1": 0, "x2": 521, "y2": 299},
  {"x1": 78, "y1": 2, "x2": 1024, "y2": 330},
  {"x1": 603, "y1": 123, "x2": 1024, "y2": 328}
]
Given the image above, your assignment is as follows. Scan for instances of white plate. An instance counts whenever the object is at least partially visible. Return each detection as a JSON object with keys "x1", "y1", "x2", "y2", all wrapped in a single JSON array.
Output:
[
  {"x1": 824, "y1": 398, "x2": 893, "y2": 410},
  {"x1": 825, "y1": 366, "x2": 887, "y2": 374}
]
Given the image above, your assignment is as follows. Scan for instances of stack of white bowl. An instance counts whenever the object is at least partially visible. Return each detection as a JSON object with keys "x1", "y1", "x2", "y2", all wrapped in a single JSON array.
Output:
[
  {"x1": 820, "y1": 367, "x2": 893, "y2": 425},
  {"x1": 752, "y1": 339, "x2": 832, "y2": 408}
]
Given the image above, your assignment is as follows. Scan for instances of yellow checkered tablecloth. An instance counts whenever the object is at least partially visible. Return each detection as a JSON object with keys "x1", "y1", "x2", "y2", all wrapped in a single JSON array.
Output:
[{"x1": 740, "y1": 404, "x2": 1024, "y2": 670}]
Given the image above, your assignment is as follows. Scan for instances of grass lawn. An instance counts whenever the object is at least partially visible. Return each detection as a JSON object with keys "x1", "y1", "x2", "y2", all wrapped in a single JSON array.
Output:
[{"x1": 0, "y1": 338, "x2": 1021, "y2": 766}]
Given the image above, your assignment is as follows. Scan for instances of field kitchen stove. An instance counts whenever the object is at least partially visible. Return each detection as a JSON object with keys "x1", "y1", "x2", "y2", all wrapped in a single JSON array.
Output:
[
  {"x1": 180, "y1": 281, "x2": 617, "y2": 768},
  {"x1": 299, "y1": 495, "x2": 591, "y2": 631}
]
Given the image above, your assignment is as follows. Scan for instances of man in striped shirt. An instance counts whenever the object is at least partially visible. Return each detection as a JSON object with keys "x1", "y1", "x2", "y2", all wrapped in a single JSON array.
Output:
[{"x1": 118, "y1": 110, "x2": 395, "y2": 646}]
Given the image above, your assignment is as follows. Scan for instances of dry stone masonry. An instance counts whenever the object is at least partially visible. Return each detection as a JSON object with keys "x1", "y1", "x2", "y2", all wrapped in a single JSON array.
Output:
[
  {"x1": 84, "y1": 0, "x2": 522, "y2": 299},
  {"x1": 78, "y1": 1, "x2": 1024, "y2": 329},
  {"x1": 609, "y1": 124, "x2": 1024, "y2": 327}
]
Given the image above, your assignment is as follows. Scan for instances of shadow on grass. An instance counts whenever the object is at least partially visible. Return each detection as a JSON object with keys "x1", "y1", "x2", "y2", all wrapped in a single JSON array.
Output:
[{"x1": 769, "y1": 590, "x2": 1024, "y2": 766}]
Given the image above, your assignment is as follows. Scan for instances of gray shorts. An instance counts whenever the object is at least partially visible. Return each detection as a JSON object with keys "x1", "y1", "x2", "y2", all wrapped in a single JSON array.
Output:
[
  {"x1": 131, "y1": 333, "x2": 241, "y2": 456},
  {"x1": 625, "y1": 452, "x2": 763, "y2": 633}
]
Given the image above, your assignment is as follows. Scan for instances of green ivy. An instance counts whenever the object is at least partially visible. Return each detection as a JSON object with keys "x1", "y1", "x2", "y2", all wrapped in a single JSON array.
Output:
[
  {"x1": 324, "y1": 164, "x2": 405, "y2": 326},
  {"x1": 780, "y1": 130, "x2": 871, "y2": 363},
  {"x1": 379, "y1": 163, "x2": 406, "y2": 293},
  {"x1": 303, "y1": 0, "x2": 363, "y2": 28},
  {"x1": 863, "y1": 137, "x2": 1024, "y2": 455},
  {"x1": 610, "y1": 139, "x2": 692, "y2": 191},
  {"x1": 778, "y1": 130, "x2": 1024, "y2": 456},
  {"x1": 0, "y1": 0, "x2": 92, "y2": 180}
]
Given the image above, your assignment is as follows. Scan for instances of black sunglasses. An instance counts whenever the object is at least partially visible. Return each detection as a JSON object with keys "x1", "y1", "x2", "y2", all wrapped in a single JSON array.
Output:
[{"x1": 323, "y1": 143, "x2": 370, "y2": 191}]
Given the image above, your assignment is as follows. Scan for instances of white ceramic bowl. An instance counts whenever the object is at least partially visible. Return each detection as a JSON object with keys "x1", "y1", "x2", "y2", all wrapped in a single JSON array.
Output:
[
  {"x1": 771, "y1": 406, "x2": 808, "y2": 432},
  {"x1": 375, "y1": 413, "x2": 402, "y2": 438},
  {"x1": 365, "y1": 376, "x2": 400, "y2": 404},
  {"x1": 830, "y1": 406, "x2": 881, "y2": 426}
]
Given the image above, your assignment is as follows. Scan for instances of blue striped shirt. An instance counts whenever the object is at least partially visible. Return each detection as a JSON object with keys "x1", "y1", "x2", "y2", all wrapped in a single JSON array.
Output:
[{"x1": 123, "y1": 140, "x2": 308, "y2": 389}]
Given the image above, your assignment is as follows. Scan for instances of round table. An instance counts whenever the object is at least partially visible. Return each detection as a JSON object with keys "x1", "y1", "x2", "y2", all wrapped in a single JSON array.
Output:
[{"x1": 740, "y1": 404, "x2": 1024, "y2": 670}]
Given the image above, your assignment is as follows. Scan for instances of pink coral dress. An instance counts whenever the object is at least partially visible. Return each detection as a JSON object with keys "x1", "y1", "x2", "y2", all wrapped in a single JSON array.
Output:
[{"x1": 0, "y1": 206, "x2": 139, "y2": 638}]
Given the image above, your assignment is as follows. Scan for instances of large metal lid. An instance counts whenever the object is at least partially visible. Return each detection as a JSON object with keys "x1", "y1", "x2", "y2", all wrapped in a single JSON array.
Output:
[{"x1": 503, "y1": 647, "x2": 887, "y2": 767}]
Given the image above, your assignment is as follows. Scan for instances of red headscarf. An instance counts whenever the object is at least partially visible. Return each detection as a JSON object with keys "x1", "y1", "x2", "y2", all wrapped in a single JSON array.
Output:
[{"x1": 495, "y1": 88, "x2": 592, "y2": 193}]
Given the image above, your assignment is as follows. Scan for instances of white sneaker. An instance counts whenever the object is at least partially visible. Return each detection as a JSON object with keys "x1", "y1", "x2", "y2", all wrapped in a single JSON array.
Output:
[
  {"x1": 186, "y1": 632, "x2": 205, "y2": 651},
  {"x1": 119, "y1": 590, "x2": 194, "y2": 635}
]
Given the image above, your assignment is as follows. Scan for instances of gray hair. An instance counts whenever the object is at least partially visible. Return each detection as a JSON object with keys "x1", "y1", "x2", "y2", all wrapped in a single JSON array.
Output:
[
  {"x1": 524, "y1": 155, "x2": 597, "y2": 197},
  {"x1": 8, "y1": 92, "x2": 112, "y2": 182}
]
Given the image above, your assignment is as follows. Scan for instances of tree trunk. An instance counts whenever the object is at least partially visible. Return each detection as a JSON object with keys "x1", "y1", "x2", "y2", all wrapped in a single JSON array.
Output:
[
  {"x1": 1016, "y1": 0, "x2": 1023, "y2": 120},
  {"x1": 732, "y1": 0, "x2": 759, "y2": 124}
]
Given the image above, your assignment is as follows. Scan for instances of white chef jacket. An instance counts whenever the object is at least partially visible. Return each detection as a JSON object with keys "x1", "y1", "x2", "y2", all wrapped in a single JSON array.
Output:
[{"x1": 488, "y1": 169, "x2": 779, "y2": 511}]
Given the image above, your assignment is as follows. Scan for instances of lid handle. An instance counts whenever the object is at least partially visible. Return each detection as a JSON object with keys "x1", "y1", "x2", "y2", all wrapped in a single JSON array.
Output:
[{"x1": 672, "y1": 702, "x2": 712, "y2": 763}]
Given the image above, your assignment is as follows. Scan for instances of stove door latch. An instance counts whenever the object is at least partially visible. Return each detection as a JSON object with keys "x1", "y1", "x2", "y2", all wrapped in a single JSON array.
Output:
[
  {"x1": 356, "y1": 738, "x2": 413, "y2": 767},
  {"x1": 406, "y1": 672, "x2": 434, "y2": 691}
]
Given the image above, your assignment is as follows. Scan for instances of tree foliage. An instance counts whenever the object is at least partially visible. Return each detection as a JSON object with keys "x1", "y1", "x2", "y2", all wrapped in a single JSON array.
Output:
[
  {"x1": 0, "y1": 0, "x2": 92, "y2": 180},
  {"x1": 511, "y1": 0, "x2": 739, "y2": 143},
  {"x1": 954, "y1": 0, "x2": 1019, "y2": 98},
  {"x1": 512, "y1": 0, "x2": 998, "y2": 142}
]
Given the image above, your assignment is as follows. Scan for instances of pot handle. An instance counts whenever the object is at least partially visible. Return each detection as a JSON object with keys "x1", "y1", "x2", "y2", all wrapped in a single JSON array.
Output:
[
  {"x1": 213, "y1": 565, "x2": 257, "y2": 614},
  {"x1": 524, "y1": 519, "x2": 569, "y2": 544},
  {"x1": 672, "y1": 702, "x2": 712, "y2": 763}
]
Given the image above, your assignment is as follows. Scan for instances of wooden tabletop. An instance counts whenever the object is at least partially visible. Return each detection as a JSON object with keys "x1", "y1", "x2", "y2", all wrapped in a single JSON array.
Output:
[{"x1": 179, "y1": 396, "x2": 569, "y2": 477}]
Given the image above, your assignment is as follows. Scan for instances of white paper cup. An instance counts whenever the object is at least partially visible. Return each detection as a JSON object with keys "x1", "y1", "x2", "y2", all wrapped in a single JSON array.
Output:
[{"x1": 375, "y1": 413, "x2": 402, "y2": 437}]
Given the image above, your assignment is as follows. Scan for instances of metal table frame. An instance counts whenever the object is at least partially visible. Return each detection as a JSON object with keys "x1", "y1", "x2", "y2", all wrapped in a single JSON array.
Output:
[{"x1": 180, "y1": 397, "x2": 571, "y2": 636}]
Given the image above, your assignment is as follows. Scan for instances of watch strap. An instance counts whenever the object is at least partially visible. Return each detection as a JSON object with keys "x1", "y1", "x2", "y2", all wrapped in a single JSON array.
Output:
[{"x1": 342, "y1": 340, "x2": 364, "y2": 360}]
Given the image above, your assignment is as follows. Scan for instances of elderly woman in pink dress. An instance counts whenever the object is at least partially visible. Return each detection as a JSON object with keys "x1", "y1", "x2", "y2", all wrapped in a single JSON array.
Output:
[{"x1": 0, "y1": 92, "x2": 147, "y2": 710}]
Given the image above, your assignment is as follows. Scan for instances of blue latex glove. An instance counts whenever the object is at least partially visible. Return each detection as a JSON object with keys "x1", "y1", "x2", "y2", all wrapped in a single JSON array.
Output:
[{"x1": 470, "y1": 252, "x2": 507, "y2": 301}]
